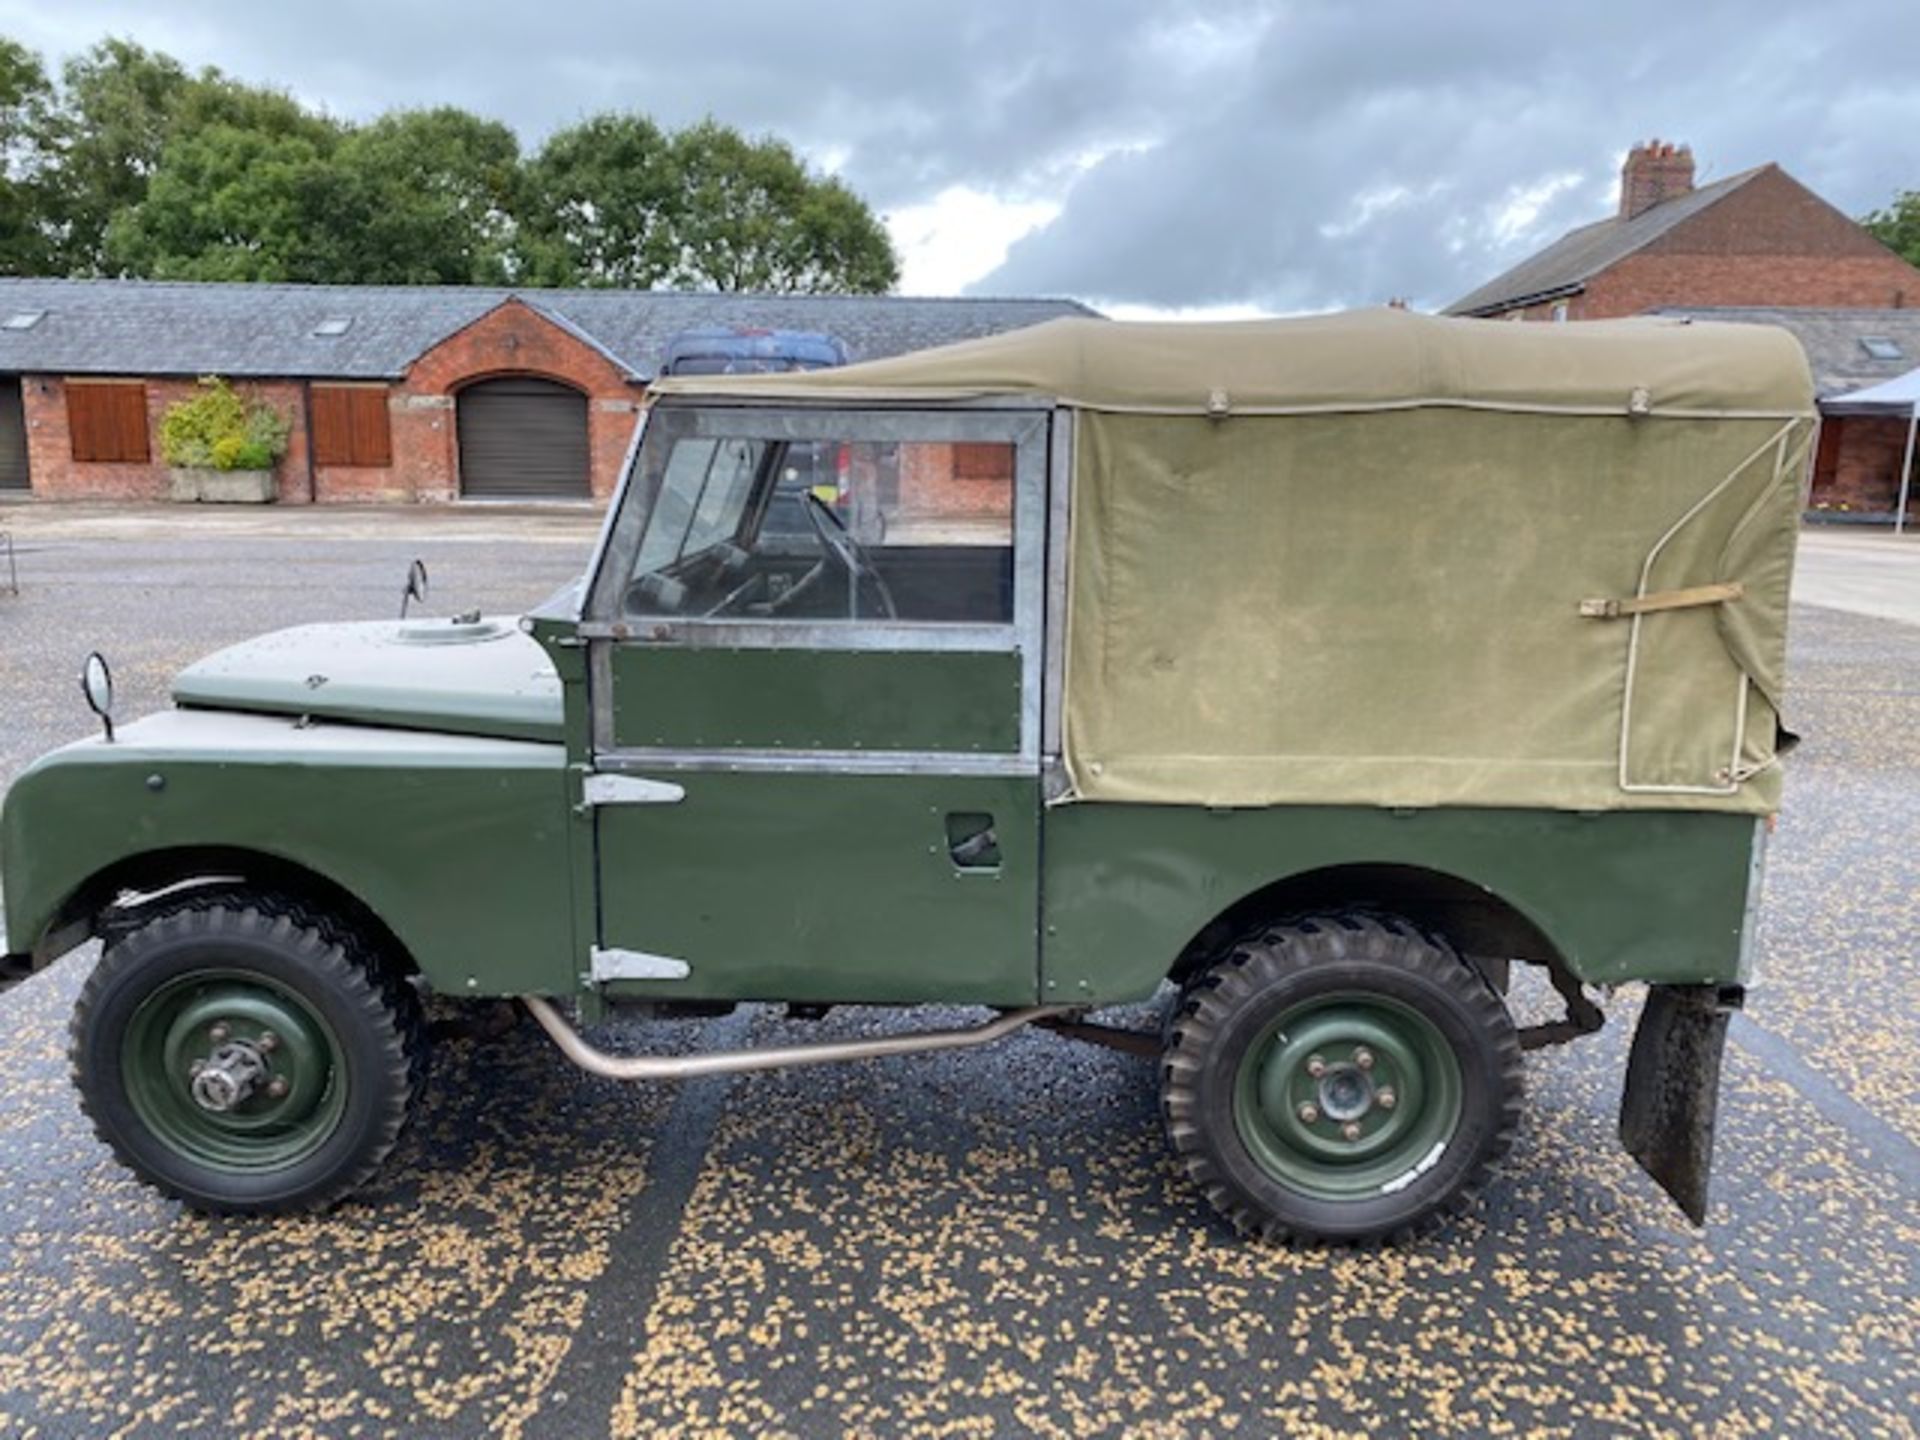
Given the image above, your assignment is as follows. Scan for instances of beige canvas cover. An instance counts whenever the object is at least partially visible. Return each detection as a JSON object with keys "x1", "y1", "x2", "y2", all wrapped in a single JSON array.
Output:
[{"x1": 654, "y1": 309, "x2": 1817, "y2": 813}]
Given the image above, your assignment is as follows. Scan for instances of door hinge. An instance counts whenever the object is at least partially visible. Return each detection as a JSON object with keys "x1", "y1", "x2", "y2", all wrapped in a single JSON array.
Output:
[
  {"x1": 581, "y1": 773, "x2": 686, "y2": 807},
  {"x1": 589, "y1": 946, "x2": 691, "y2": 982}
]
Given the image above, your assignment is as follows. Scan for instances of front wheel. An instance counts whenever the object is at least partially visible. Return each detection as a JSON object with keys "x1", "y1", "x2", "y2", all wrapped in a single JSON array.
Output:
[
  {"x1": 71, "y1": 896, "x2": 425, "y2": 1214},
  {"x1": 1163, "y1": 912, "x2": 1521, "y2": 1244}
]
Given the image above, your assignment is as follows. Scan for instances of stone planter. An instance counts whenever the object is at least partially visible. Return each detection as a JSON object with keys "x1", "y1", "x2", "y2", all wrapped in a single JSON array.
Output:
[{"x1": 168, "y1": 467, "x2": 278, "y2": 503}]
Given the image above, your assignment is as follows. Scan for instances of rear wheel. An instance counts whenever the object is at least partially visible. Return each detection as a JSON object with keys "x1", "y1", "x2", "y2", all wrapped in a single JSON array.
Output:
[
  {"x1": 1163, "y1": 912, "x2": 1521, "y2": 1244},
  {"x1": 71, "y1": 896, "x2": 424, "y2": 1214}
]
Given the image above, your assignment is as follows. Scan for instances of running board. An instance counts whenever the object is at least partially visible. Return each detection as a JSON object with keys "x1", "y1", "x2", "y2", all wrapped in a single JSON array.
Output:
[{"x1": 520, "y1": 996, "x2": 1075, "y2": 1081}]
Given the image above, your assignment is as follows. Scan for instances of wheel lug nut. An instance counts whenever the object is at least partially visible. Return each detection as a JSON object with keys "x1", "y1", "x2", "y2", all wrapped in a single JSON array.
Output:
[
  {"x1": 209, "y1": 1023, "x2": 230, "y2": 1043},
  {"x1": 266, "y1": 1078, "x2": 289, "y2": 1099},
  {"x1": 257, "y1": 1030, "x2": 278, "y2": 1053},
  {"x1": 1342, "y1": 1121, "x2": 1363, "y2": 1141},
  {"x1": 1377, "y1": 1087, "x2": 1396, "y2": 1110},
  {"x1": 1298, "y1": 1103, "x2": 1320, "y2": 1124},
  {"x1": 1306, "y1": 1055, "x2": 1326, "y2": 1078},
  {"x1": 1353, "y1": 1047, "x2": 1374, "y2": 1070},
  {"x1": 188, "y1": 1059, "x2": 206, "y2": 1076}
]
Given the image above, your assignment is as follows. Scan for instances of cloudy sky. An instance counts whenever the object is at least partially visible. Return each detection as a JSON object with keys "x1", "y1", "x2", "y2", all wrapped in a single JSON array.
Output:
[{"x1": 2, "y1": 0, "x2": 1914, "y2": 314}]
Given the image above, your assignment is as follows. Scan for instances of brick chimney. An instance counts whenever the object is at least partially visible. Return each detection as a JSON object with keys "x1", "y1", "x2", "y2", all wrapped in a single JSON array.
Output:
[{"x1": 1619, "y1": 139, "x2": 1695, "y2": 219}]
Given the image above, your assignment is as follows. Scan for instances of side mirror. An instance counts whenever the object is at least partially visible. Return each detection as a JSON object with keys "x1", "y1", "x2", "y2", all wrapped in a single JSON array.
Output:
[
  {"x1": 81, "y1": 651, "x2": 115, "y2": 742},
  {"x1": 400, "y1": 558, "x2": 429, "y2": 619}
]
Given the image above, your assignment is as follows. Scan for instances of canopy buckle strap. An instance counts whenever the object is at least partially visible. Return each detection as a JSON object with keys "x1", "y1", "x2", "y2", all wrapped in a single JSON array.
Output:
[{"x1": 1579, "y1": 580, "x2": 1745, "y2": 620}]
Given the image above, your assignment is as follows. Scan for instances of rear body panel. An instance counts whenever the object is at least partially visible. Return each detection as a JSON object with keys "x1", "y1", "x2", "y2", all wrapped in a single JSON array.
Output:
[{"x1": 1040, "y1": 803, "x2": 1762, "y2": 1004}]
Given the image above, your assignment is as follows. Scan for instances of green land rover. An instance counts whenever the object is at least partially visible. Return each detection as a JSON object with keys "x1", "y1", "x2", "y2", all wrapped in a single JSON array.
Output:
[{"x1": 0, "y1": 310, "x2": 1815, "y2": 1243}]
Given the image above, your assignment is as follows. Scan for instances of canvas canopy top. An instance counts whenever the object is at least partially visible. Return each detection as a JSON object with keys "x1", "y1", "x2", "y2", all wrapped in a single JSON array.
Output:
[
  {"x1": 647, "y1": 307, "x2": 1813, "y2": 419},
  {"x1": 648, "y1": 309, "x2": 1818, "y2": 816}
]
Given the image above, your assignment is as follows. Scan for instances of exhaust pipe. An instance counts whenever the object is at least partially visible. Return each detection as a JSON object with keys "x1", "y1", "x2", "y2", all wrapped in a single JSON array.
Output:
[{"x1": 520, "y1": 996, "x2": 1075, "y2": 1081}]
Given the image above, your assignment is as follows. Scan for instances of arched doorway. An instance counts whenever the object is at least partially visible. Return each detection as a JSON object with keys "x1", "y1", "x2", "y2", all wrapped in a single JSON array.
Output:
[{"x1": 455, "y1": 376, "x2": 590, "y2": 499}]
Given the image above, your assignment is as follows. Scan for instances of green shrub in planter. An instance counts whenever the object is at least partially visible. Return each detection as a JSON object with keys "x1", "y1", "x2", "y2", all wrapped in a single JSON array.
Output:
[{"x1": 161, "y1": 378, "x2": 290, "y2": 471}]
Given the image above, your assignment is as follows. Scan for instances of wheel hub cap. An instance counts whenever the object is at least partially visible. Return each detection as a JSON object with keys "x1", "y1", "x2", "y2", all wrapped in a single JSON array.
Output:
[
  {"x1": 1315, "y1": 1064, "x2": 1374, "y2": 1122},
  {"x1": 189, "y1": 1039, "x2": 269, "y2": 1112}
]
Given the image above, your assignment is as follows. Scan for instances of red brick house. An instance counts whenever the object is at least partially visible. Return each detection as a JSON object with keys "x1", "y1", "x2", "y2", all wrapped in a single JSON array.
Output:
[
  {"x1": 1446, "y1": 142, "x2": 1920, "y2": 321},
  {"x1": 0, "y1": 280, "x2": 1092, "y2": 505}
]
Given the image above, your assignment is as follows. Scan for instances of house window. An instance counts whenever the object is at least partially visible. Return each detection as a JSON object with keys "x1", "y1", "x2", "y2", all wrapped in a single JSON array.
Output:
[
  {"x1": 311, "y1": 384, "x2": 392, "y2": 467},
  {"x1": 1551, "y1": 302, "x2": 1570, "y2": 323},
  {"x1": 66, "y1": 380, "x2": 150, "y2": 463}
]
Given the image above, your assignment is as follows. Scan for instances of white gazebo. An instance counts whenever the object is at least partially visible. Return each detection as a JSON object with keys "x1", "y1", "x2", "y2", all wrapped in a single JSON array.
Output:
[{"x1": 1824, "y1": 366, "x2": 1920, "y2": 534}]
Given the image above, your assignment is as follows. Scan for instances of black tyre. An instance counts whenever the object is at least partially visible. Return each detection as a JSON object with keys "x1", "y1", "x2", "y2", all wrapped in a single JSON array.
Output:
[
  {"x1": 1163, "y1": 912, "x2": 1521, "y2": 1244},
  {"x1": 71, "y1": 895, "x2": 425, "y2": 1214}
]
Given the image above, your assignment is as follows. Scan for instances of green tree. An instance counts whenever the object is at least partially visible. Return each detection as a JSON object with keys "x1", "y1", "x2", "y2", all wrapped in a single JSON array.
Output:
[
  {"x1": 102, "y1": 122, "x2": 345, "y2": 280},
  {"x1": 103, "y1": 103, "x2": 527, "y2": 285},
  {"x1": 519, "y1": 112, "x2": 677, "y2": 286},
  {"x1": 39, "y1": 38, "x2": 194, "y2": 273},
  {"x1": 1863, "y1": 190, "x2": 1920, "y2": 269},
  {"x1": 525, "y1": 114, "x2": 898, "y2": 292},
  {"x1": 331, "y1": 108, "x2": 523, "y2": 283},
  {"x1": 0, "y1": 37, "x2": 55, "y2": 272}
]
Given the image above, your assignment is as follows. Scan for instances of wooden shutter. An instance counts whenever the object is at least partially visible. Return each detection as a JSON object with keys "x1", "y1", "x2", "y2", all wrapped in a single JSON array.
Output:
[
  {"x1": 311, "y1": 385, "x2": 392, "y2": 467},
  {"x1": 67, "y1": 381, "x2": 150, "y2": 463},
  {"x1": 952, "y1": 441, "x2": 1013, "y2": 481}
]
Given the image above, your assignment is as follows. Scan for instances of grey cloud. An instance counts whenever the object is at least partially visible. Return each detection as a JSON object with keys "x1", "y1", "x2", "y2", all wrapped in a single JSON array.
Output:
[{"x1": 1, "y1": 0, "x2": 1913, "y2": 311}]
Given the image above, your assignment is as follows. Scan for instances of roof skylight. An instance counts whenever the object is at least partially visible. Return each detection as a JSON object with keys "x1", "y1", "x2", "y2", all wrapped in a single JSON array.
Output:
[
  {"x1": 1, "y1": 311, "x2": 46, "y2": 331},
  {"x1": 1861, "y1": 336, "x2": 1905, "y2": 361},
  {"x1": 312, "y1": 317, "x2": 353, "y2": 337}
]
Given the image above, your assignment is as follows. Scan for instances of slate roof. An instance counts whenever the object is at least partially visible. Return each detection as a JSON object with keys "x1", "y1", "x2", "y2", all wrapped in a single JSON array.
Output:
[
  {"x1": 0, "y1": 278, "x2": 1099, "y2": 382},
  {"x1": 1653, "y1": 306, "x2": 1920, "y2": 399},
  {"x1": 1443, "y1": 166, "x2": 1771, "y2": 317}
]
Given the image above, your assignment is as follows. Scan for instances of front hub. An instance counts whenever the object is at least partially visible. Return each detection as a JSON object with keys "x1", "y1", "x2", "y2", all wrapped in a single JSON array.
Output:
[{"x1": 124, "y1": 973, "x2": 346, "y2": 1172}]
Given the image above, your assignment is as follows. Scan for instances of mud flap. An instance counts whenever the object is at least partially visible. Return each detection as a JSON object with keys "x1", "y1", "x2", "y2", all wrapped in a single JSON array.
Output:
[{"x1": 1619, "y1": 983, "x2": 1740, "y2": 1226}]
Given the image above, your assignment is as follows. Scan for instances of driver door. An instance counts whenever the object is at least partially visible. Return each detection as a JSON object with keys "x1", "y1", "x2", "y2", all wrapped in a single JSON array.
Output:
[{"x1": 581, "y1": 402, "x2": 1050, "y2": 1007}]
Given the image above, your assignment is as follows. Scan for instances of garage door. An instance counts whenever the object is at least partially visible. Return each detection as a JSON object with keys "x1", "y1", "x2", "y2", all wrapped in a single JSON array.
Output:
[
  {"x1": 455, "y1": 377, "x2": 590, "y2": 499},
  {"x1": 0, "y1": 378, "x2": 28, "y2": 491}
]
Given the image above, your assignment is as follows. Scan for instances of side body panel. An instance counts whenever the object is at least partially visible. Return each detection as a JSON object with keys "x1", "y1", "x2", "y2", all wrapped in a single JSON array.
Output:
[
  {"x1": 0, "y1": 712, "x2": 577, "y2": 995},
  {"x1": 1040, "y1": 803, "x2": 1761, "y2": 1004},
  {"x1": 596, "y1": 771, "x2": 1039, "y2": 1005}
]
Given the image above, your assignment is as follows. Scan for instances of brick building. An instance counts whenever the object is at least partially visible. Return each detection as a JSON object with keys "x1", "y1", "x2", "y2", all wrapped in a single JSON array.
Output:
[
  {"x1": 1446, "y1": 141, "x2": 1920, "y2": 521},
  {"x1": 1446, "y1": 142, "x2": 1920, "y2": 321},
  {"x1": 0, "y1": 280, "x2": 1093, "y2": 505}
]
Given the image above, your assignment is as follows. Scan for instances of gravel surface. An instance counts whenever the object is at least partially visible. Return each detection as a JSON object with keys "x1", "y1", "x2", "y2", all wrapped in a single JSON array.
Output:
[{"x1": 0, "y1": 509, "x2": 1915, "y2": 1439}]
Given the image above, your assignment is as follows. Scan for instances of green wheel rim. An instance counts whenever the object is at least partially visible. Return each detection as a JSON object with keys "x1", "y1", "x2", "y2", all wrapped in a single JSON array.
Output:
[
  {"x1": 122, "y1": 969, "x2": 348, "y2": 1173},
  {"x1": 1232, "y1": 991, "x2": 1463, "y2": 1202}
]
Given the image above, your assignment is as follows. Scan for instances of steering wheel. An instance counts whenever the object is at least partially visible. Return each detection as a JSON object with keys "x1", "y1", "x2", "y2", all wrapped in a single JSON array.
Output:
[{"x1": 802, "y1": 493, "x2": 898, "y2": 619}]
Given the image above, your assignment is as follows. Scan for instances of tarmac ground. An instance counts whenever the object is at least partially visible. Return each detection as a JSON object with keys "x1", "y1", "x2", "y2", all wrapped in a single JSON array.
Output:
[{"x1": 0, "y1": 506, "x2": 1916, "y2": 1439}]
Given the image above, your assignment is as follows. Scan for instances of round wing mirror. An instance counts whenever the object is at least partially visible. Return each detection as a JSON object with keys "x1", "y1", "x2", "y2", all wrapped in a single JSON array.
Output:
[
  {"x1": 400, "y1": 558, "x2": 429, "y2": 619},
  {"x1": 80, "y1": 651, "x2": 115, "y2": 742}
]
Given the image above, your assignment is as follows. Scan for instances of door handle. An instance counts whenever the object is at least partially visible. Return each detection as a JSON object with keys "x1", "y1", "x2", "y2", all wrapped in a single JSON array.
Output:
[{"x1": 945, "y1": 812, "x2": 1001, "y2": 870}]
